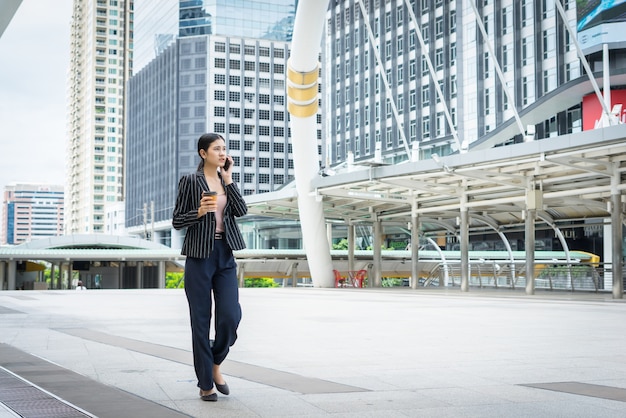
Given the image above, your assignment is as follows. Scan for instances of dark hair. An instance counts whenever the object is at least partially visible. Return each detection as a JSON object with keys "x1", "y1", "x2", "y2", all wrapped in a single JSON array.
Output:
[{"x1": 197, "y1": 133, "x2": 224, "y2": 170}]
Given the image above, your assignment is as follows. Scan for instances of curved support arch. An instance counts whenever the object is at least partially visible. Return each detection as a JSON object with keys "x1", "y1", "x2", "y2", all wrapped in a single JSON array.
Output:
[
  {"x1": 470, "y1": 214, "x2": 516, "y2": 286},
  {"x1": 423, "y1": 236, "x2": 449, "y2": 286},
  {"x1": 421, "y1": 218, "x2": 459, "y2": 239},
  {"x1": 288, "y1": 0, "x2": 333, "y2": 287},
  {"x1": 537, "y1": 211, "x2": 573, "y2": 288}
]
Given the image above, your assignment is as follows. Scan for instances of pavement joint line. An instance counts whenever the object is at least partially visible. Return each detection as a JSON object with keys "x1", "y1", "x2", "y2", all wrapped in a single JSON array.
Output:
[
  {"x1": 55, "y1": 327, "x2": 368, "y2": 395},
  {"x1": 521, "y1": 382, "x2": 626, "y2": 403}
]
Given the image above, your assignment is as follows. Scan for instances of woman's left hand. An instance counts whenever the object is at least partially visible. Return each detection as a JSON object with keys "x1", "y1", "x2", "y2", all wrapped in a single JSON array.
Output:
[{"x1": 221, "y1": 156, "x2": 233, "y2": 185}]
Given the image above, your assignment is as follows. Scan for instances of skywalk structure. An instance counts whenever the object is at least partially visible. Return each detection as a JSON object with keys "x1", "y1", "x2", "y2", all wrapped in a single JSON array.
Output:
[{"x1": 275, "y1": 0, "x2": 626, "y2": 296}]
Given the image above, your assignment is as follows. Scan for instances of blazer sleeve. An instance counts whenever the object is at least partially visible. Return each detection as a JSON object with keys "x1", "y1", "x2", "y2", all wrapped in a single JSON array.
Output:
[
  {"x1": 172, "y1": 174, "x2": 202, "y2": 230},
  {"x1": 225, "y1": 182, "x2": 248, "y2": 218}
]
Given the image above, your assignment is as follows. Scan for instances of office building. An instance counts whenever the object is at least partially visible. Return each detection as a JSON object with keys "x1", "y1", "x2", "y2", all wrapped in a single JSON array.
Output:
[
  {"x1": 2, "y1": 184, "x2": 64, "y2": 245},
  {"x1": 125, "y1": 0, "x2": 313, "y2": 246},
  {"x1": 66, "y1": 0, "x2": 134, "y2": 234},
  {"x1": 323, "y1": 0, "x2": 592, "y2": 166}
]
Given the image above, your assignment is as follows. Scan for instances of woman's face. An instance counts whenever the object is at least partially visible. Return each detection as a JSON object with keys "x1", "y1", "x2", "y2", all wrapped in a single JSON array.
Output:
[{"x1": 201, "y1": 138, "x2": 226, "y2": 167}]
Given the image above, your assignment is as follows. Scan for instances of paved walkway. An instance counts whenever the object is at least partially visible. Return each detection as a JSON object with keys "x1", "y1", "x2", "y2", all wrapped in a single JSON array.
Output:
[{"x1": 0, "y1": 287, "x2": 625, "y2": 417}]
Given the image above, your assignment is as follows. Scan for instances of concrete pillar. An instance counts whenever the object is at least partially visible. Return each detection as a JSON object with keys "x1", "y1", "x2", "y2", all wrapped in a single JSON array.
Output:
[
  {"x1": 7, "y1": 261, "x2": 16, "y2": 291},
  {"x1": 525, "y1": 209, "x2": 536, "y2": 295},
  {"x1": 411, "y1": 212, "x2": 420, "y2": 290},
  {"x1": 136, "y1": 261, "x2": 143, "y2": 289},
  {"x1": 118, "y1": 261, "x2": 124, "y2": 289},
  {"x1": 49, "y1": 263, "x2": 55, "y2": 290},
  {"x1": 158, "y1": 261, "x2": 166, "y2": 289},
  {"x1": 460, "y1": 208, "x2": 470, "y2": 292},
  {"x1": 611, "y1": 191, "x2": 623, "y2": 298},
  {"x1": 372, "y1": 218, "x2": 382, "y2": 287},
  {"x1": 348, "y1": 222, "x2": 355, "y2": 273},
  {"x1": 291, "y1": 262, "x2": 298, "y2": 287},
  {"x1": 0, "y1": 261, "x2": 5, "y2": 290}
]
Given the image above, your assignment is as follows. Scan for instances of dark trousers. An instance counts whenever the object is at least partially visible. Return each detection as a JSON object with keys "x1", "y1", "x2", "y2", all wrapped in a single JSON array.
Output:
[{"x1": 184, "y1": 239, "x2": 241, "y2": 391}]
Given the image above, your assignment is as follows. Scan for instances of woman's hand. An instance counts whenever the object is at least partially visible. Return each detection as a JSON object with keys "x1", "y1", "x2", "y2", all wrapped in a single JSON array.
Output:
[
  {"x1": 221, "y1": 156, "x2": 233, "y2": 185},
  {"x1": 198, "y1": 194, "x2": 218, "y2": 217}
]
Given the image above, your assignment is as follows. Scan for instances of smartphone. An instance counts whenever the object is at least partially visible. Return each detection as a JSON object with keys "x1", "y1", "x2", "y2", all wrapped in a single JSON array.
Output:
[{"x1": 223, "y1": 158, "x2": 231, "y2": 171}]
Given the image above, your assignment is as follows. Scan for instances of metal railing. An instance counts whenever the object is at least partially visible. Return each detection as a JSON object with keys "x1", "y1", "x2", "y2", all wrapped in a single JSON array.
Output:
[{"x1": 421, "y1": 261, "x2": 624, "y2": 293}]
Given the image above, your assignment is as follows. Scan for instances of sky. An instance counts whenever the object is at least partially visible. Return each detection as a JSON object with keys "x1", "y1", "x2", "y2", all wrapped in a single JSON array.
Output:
[{"x1": 0, "y1": 0, "x2": 73, "y2": 193}]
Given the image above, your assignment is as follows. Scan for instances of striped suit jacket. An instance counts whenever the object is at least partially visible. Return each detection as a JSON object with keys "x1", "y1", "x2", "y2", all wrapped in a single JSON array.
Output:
[{"x1": 172, "y1": 169, "x2": 248, "y2": 258}]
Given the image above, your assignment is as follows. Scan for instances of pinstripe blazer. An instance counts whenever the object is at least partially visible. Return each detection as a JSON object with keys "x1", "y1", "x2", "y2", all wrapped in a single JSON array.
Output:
[{"x1": 172, "y1": 169, "x2": 248, "y2": 258}]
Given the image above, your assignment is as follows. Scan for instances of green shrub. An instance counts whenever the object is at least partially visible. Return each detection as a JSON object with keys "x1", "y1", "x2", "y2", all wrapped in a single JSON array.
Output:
[
  {"x1": 382, "y1": 278, "x2": 404, "y2": 287},
  {"x1": 244, "y1": 277, "x2": 278, "y2": 288},
  {"x1": 166, "y1": 272, "x2": 185, "y2": 289}
]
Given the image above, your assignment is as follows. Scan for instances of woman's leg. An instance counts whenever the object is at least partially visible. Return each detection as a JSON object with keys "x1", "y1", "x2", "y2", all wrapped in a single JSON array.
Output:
[
  {"x1": 184, "y1": 257, "x2": 216, "y2": 391},
  {"x1": 211, "y1": 241, "x2": 242, "y2": 367}
]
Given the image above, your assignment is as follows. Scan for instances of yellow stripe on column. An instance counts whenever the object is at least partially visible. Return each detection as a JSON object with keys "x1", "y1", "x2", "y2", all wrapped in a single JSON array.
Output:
[
  {"x1": 287, "y1": 83, "x2": 318, "y2": 102},
  {"x1": 287, "y1": 63, "x2": 319, "y2": 86},
  {"x1": 287, "y1": 60, "x2": 319, "y2": 118},
  {"x1": 288, "y1": 100, "x2": 318, "y2": 117}
]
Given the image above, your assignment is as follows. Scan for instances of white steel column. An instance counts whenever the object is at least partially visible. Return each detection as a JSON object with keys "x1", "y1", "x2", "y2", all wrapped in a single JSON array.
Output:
[
  {"x1": 611, "y1": 169, "x2": 624, "y2": 298},
  {"x1": 287, "y1": 0, "x2": 333, "y2": 287},
  {"x1": 372, "y1": 218, "x2": 382, "y2": 287},
  {"x1": 7, "y1": 261, "x2": 16, "y2": 291},
  {"x1": 348, "y1": 222, "x2": 355, "y2": 273},
  {"x1": 524, "y1": 209, "x2": 537, "y2": 295},
  {"x1": 460, "y1": 194, "x2": 469, "y2": 292},
  {"x1": 410, "y1": 207, "x2": 419, "y2": 289}
]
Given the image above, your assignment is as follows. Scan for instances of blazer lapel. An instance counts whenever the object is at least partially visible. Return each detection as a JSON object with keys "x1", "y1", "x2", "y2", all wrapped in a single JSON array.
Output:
[{"x1": 196, "y1": 169, "x2": 209, "y2": 192}]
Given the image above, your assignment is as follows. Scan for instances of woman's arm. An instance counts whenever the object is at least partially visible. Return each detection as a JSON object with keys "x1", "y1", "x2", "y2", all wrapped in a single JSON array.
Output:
[
  {"x1": 225, "y1": 183, "x2": 248, "y2": 218},
  {"x1": 172, "y1": 175, "x2": 202, "y2": 229}
]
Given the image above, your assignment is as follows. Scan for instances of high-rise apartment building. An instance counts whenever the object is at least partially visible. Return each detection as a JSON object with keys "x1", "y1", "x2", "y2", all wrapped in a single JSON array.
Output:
[
  {"x1": 66, "y1": 0, "x2": 133, "y2": 234},
  {"x1": 324, "y1": 0, "x2": 588, "y2": 166},
  {"x1": 125, "y1": 1, "x2": 313, "y2": 246},
  {"x1": 2, "y1": 184, "x2": 64, "y2": 245}
]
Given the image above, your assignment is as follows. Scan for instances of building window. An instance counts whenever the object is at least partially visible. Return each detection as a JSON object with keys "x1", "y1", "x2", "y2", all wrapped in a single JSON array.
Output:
[
  {"x1": 450, "y1": 42, "x2": 456, "y2": 66},
  {"x1": 484, "y1": 88, "x2": 491, "y2": 115},
  {"x1": 450, "y1": 10, "x2": 456, "y2": 33},
  {"x1": 436, "y1": 112, "x2": 445, "y2": 137},
  {"x1": 422, "y1": 115, "x2": 430, "y2": 138},
  {"x1": 435, "y1": 48, "x2": 443, "y2": 70},
  {"x1": 484, "y1": 52, "x2": 490, "y2": 78},
  {"x1": 435, "y1": 16, "x2": 443, "y2": 39},
  {"x1": 422, "y1": 23, "x2": 429, "y2": 44},
  {"x1": 422, "y1": 85, "x2": 430, "y2": 106}
]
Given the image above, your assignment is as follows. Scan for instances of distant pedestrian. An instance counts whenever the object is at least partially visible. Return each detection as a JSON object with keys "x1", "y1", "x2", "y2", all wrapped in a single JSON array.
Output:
[
  {"x1": 172, "y1": 133, "x2": 248, "y2": 402},
  {"x1": 76, "y1": 280, "x2": 86, "y2": 290}
]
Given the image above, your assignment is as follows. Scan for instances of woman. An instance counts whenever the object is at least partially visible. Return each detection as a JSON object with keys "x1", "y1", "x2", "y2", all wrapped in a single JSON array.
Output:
[{"x1": 172, "y1": 133, "x2": 248, "y2": 402}]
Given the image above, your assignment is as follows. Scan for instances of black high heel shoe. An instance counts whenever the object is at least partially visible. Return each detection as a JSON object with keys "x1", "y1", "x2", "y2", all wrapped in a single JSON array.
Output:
[
  {"x1": 199, "y1": 389, "x2": 218, "y2": 402},
  {"x1": 215, "y1": 382, "x2": 230, "y2": 395}
]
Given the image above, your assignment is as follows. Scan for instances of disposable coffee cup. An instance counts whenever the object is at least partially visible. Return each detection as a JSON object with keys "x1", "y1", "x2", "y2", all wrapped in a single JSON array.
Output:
[{"x1": 203, "y1": 191, "x2": 217, "y2": 211}]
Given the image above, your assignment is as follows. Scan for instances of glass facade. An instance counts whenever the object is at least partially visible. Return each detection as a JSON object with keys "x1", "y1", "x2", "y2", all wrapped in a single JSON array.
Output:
[
  {"x1": 134, "y1": 0, "x2": 297, "y2": 72},
  {"x1": 176, "y1": 0, "x2": 297, "y2": 40},
  {"x1": 323, "y1": 0, "x2": 585, "y2": 167}
]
